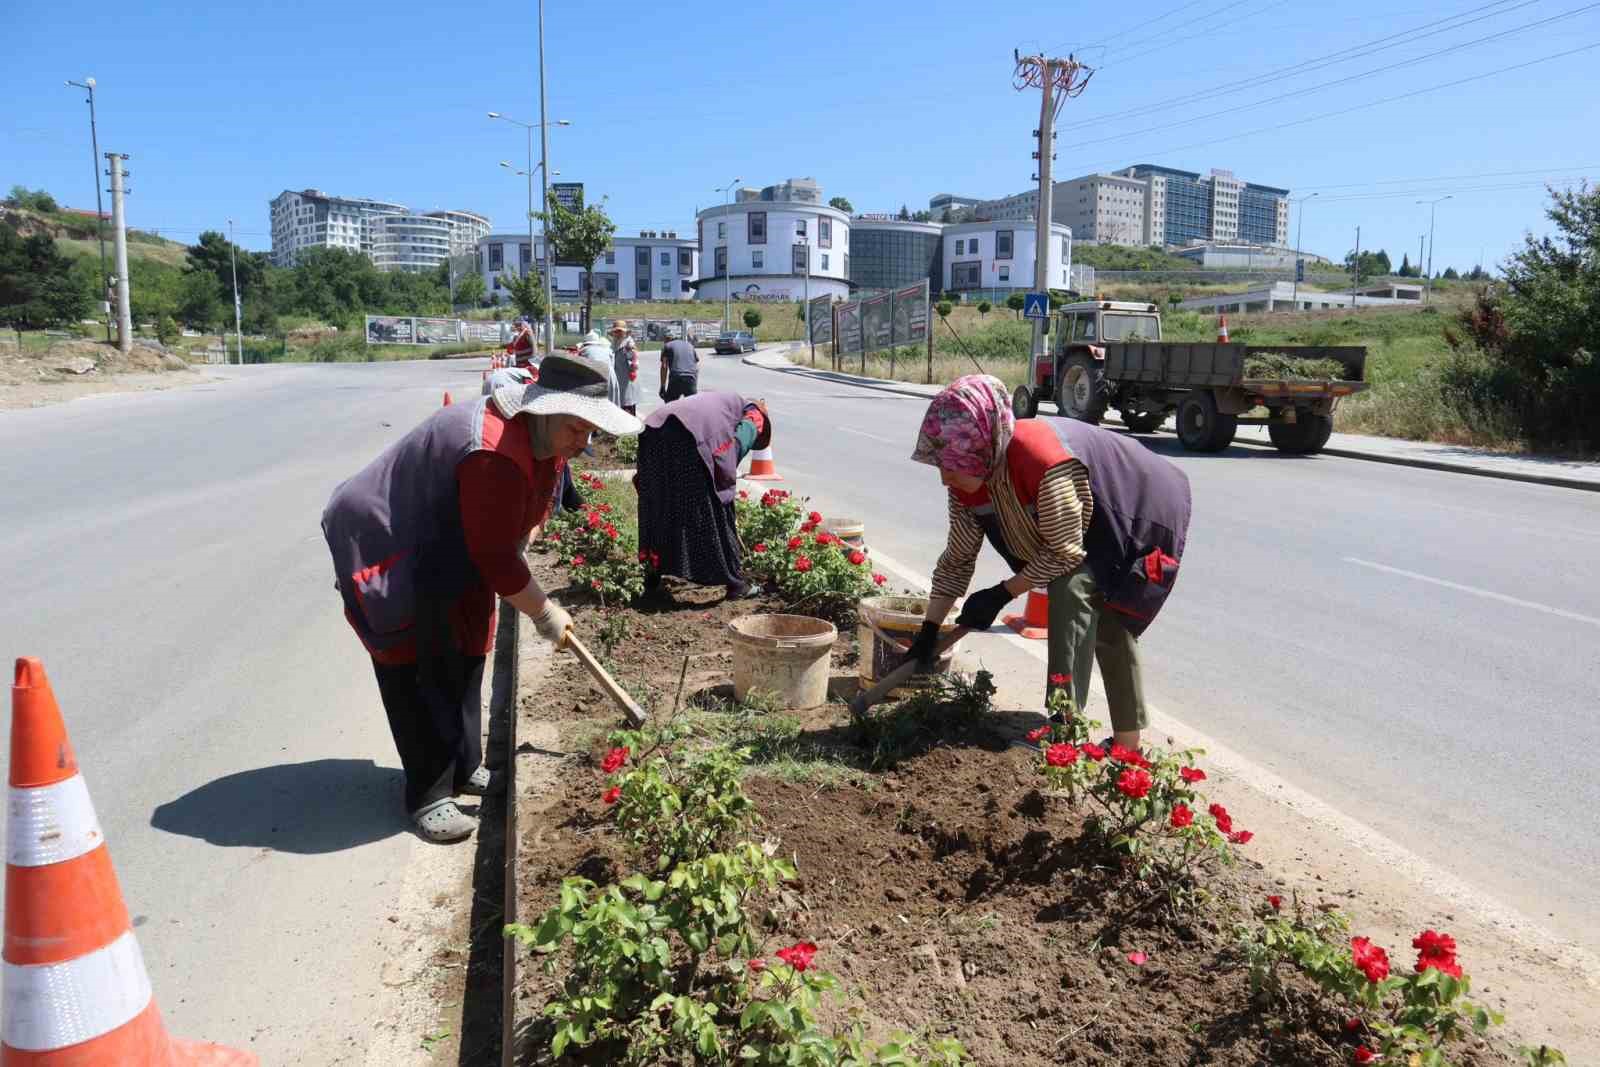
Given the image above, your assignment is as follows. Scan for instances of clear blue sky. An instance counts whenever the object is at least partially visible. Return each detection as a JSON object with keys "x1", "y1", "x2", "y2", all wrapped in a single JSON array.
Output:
[{"x1": 5, "y1": 0, "x2": 1597, "y2": 275}]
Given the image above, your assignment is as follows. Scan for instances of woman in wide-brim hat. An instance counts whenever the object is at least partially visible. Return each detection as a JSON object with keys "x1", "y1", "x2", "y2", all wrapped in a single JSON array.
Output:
[
  {"x1": 608, "y1": 318, "x2": 640, "y2": 415},
  {"x1": 634, "y1": 392, "x2": 772, "y2": 599},
  {"x1": 322, "y1": 354, "x2": 641, "y2": 842}
]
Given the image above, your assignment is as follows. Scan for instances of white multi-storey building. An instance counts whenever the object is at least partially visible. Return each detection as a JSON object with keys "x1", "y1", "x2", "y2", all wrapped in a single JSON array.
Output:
[
  {"x1": 695, "y1": 193, "x2": 851, "y2": 303},
  {"x1": 939, "y1": 221, "x2": 1074, "y2": 294},
  {"x1": 475, "y1": 231, "x2": 700, "y2": 304},
  {"x1": 268, "y1": 189, "x2": 490, "y2": 271}
]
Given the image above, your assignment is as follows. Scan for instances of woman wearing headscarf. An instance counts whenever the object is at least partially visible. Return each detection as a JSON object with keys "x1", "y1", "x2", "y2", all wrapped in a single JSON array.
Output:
[
  {"x1": 634, "y1": 392, "x2": 771, "y2": 599},
  {"x1": 904, "y1": 375, "x2": 1191, "y2": 752},
  {"x1": 609, "y1": 319, "x2": 641, "y2": 415},
  {"x1": 323, "y1": 354, "x2": 641, "y2": 842}
]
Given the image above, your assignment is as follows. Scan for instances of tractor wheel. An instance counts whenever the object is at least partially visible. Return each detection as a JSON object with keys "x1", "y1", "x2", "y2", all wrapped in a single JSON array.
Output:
[{"x1": 1176, "y1": 392, "x2": 1238, "y2": 452}]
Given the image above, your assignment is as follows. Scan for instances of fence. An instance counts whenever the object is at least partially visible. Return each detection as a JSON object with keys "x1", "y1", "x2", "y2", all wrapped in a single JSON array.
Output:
[{"x1": 365, "y1": 315, "x2": 513, "y2": 346}]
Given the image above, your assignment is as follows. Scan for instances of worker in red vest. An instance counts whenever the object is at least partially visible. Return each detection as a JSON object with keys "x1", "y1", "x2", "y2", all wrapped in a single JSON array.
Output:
[{"x1": 506, "y1": 317, "x2": 536, "y2": 367}]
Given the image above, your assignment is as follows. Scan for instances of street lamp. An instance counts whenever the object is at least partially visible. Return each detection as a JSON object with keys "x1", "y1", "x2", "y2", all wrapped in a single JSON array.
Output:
[
  {"x1": 489, "y1": 112, "x2": 569, "y2": 346},
  {"x1": 64, "y1": 77, "x2": 110, "y2": 342},
  {"x1": 498, "y1": 160, "x2": 558, "y2": 309},
  {"x1": 227, "y1": 218, "x2": 243, "y2": 365},
  {"x1": 1417, "y1": 196, "x2": 1452, "y2": 303},
  {"x1": 715, "y1": 177, "x2": 742, "y2": 332},
  {"x1": 1290, "y1": 192, "x2": 1318, "y2": 310},
  {"x1": 797, "y1": 235, "x2": 811, "y2": 366}
]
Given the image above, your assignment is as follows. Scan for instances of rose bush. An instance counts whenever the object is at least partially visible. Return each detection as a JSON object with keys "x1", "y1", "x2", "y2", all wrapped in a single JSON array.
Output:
[
  {"x1": 732, "y1": 490, "x2": 882, "y2": 617},
  {"x1": 544, "y1": 476, "x2": 646, "y2": 606}
]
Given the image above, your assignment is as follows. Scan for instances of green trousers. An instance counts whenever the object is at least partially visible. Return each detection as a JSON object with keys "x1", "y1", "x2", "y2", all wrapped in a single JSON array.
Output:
[{"x1": 1045, "y1": 568, "x2": 1147, "y2": 734}]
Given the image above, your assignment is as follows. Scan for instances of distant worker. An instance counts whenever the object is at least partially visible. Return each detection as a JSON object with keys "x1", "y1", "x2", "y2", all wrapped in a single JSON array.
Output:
[
  {"x1": 506, "y1": 316, "x2": 536, "y2": 367},
  {"x1": 635, "y1": 392, "x2": 771, "y2": 600},
  {"x1": 578, "y1": 329, "x2": 620, "y2": 408},
  {"x1": 322, "y1": 355, "x2": 641, "y2": 842},
  {"x1": 609, "y1": 319, "x2": 641, "y2": 415},
  {"x1": 901, "y1": 375, "x2": 1190, "y2": 753},
  {"x1": 658, "y1": 333, "x2": 700, "y2": 401}
]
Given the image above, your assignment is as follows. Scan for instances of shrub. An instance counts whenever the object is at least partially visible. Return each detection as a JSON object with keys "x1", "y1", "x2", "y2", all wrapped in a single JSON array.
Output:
[
  {"x1": 976, "y1": 300, "x2": 991, "y2": 317},
  {"x1": 156, "y1": 315, "x2": 179, "y2": 345},
  {"x1": 743, "y1": 308, "x2": 762, "y2": 330},
  {"x1": 545, "y1": 473, "x2": 645, "y2": 606},
  {"x1": 613, "y1": 431, "x2": 639, "y2": 465}
]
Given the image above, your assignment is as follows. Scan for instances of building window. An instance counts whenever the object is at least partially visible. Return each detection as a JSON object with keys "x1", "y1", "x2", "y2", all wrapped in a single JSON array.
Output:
[
  {"x1": 951, "y1": 262, "x2": 981, "y2": 289},
  {"x1": 637, "y1": 276, "x2": 649, "y2": 297},
  {"x1": 819, "y1": 218, "x2": 832, "y2": 249},
  {"x1": 715, "y1": 246, "x2": 727, "y2": 275},
  {"x1": 660, "y1": 278, "x2": 671, "y2": 294},
  {"x1": 605, "y1": 250, "x2": 615, "y2": 265},
  {"x1": 1062, "y1": 242, "x2": 1070, "y2": 264},
  {"x1": 682, "y1": 280, "x2": 692, "y2": 293},
  {"x1": 519, "y1": 243, "x2": 531, "y2": 268},
  {"x1": 793, "y1": 245, "x2": 808, "y2": 272},
  {"x1": 637, "y1": 247, "x2": 650, "y2": 267},
  {"x1": 717, "y1": 221, "x2": 727, "y2": 240},
  {"x1": 748, "y1": 211, "x2": 766, "y2": 244},
  {"x1": 489, "y1": 244, "x2": 503, "y2": 270},
  {"x1": 796, "y1": 219, "x2": 807, "y2": 237},
  {"x1": 752, "y1": 249, "x2": 764, "y2": 269},
  {"x1": 996, "y1": 230, "x2": 1013, "y2": 259},
  {"x1": 998, "y1": 264, "x2": 1009, "y2": 282},
  {"x1": 954, "y1": 239, "x2": 964, "y2": 254},
  {"x1": 821, "y1": 253, "x2": 830, "y2": 270},
  {"x1": 679, "y1": 248, "x2": 692, "y2": 274},
  {"x1": 659, "y1": 250, "x2": 670, "y2": 266}
]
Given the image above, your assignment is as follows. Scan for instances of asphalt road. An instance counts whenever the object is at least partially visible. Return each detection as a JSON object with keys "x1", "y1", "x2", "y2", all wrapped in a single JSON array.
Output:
[
  {"x1": 695, "y1": 351, "x2": 1600, "y2": 951},
  {"x1": 1, "y1": 353, "x2": 1596, "y2": 1061}
]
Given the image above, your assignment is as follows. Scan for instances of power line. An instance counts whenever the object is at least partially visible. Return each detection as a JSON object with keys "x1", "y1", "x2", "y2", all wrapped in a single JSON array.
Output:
[
  {"x1": 1065, "y1": 2, "x2": 1600, "y2": 149},
  {"x1": 1061, "y1": 0, "x2": 1538, "y2": 129},
  {"x1": 1295, "y1": 164, "x2": 1600, "y2": 191},
  {"x1": 1048, "y1": 0, "x2": 1219, "y2": 54}
]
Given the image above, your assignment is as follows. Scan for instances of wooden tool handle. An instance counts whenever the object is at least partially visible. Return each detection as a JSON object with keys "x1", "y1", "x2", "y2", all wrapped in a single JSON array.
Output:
[
  {"x1": 565, "y1": 631, "x2": 648, "y2": 727},
  {"x1": 852, "y1": 626, "x2": 970, "y2": 716}
]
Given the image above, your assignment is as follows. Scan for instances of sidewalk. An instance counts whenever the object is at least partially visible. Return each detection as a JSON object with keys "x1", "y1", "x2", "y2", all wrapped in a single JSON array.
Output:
[{"x1": 745, "y1": 348, "x2": 1600, "y2": 492}]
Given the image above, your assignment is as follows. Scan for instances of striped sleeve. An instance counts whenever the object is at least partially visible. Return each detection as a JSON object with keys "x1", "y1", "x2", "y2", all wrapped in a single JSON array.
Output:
[
  {"x1": 1017, "y1": 460, "x2": 1091, "y2": 589},
  {"x1": 930, "y1": 494, "x2": 984, "y2": 600}
]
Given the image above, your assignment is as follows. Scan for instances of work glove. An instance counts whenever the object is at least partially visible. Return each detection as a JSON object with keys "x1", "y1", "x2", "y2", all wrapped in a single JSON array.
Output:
[
  {"x1": 531, "y1": 600, "x2": 573, "y2": 649},
  {"x1": 900, "y1": 620, "x2": 943, "y2": 670},
  {"x1": 954, "y1": 582, "x2": 1015, "y2": 632}
]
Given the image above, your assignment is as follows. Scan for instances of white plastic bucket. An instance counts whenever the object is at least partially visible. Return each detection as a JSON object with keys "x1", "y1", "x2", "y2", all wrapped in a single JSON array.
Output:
[{"x1": 727, "y1": 614, "x2": 839, "y2": 709}]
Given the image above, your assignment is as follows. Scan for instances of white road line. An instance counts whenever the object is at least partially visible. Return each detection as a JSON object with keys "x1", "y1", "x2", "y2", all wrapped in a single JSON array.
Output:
[
  {"x1": 837, "y1": 426, "x2": 896, "y2": 444},
  {"x1": 1345, "y1": 557, "x2": 1600, "y2": 628}
]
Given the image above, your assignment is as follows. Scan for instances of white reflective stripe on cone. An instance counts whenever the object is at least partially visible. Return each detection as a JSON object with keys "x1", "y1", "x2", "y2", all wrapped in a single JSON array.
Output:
[
  {"x1": 6, "y1": 775, "x2": 104, "y2": 868},
  {"x1": 751, "y1": 447, "x2": 773, "y2": 460},
  {"x1": 2, "y1": 929, "x2": 152, "y2": 1051}
]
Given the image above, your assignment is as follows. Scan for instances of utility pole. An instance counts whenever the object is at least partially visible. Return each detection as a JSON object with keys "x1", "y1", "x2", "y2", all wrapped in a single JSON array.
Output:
[
  {"x1": 1350, "y1": 225, "x2": 1361, "y2": 312},
  {"x1": 65, "y1": 78, "x2": 111, "y2": 342},
  {"x1": 1417, "y1": 234, "x2": 1425, "y2": 281},
  {"x1": 106, "y1": 153, "x2": 132, "y2": 354},
  {"x1": 536, "y1": 0, "x2": 554, "y2": 350},
  {"x1": 800, "y1": 236, "x2": 811, "y2": 367},
  {"x1": 228, "y1": 218, "x2": 243, "y2": 364},
  {"x1": 1291, "y1": 192, "x2": 1317, "y2": 310},
  {"x1": 1013, "y1": 51, "x2": 1094, "y2": 365},
  {"x1": 1418, "y1": 195, "x2": 1451, "y2": 304}
]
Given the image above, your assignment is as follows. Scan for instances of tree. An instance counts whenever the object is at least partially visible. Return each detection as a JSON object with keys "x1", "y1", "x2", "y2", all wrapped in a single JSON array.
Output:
[
  {"x1": 177, "y1": 270, "x2": 224, "y2": 330},
  {"x1": 911, "y1": 210, "x2": 933, "y2": 223},
  {"x1": 1399, "y1": 252, "x2": 1414, "y2": 278},
  {"x1": 7, "y1": 186, "x2": 59, "y2": 213},
  {"x1": 186, "y1": 230, "x2": 264, "y2": 305},
  {"x1": 1006, "y1": 293, "x2": 1025, "y2": 319},
  {"x1": 828, "y1": 197, "x2": 854, "y2": 214},
  {"x1": 1442, "y1": 266, "x2": 1461, "y2": 280},
  {"x1": 540, "y1": 193, "x2": 615, "y2": 333},
  {"x1": 935, "y1": 301, "x2": 953, "y2": 320},
  {"x1": 0, "y1": 218, "x2": 91, "y2": 339},
  {"x1": 499, "y1": 270, "x2": 547, "y2": 322},
  {"x1": 742, "y1": 308, "x2": 762, "y2": 331},
  {"x1": 455, "y1": 271, "x2": 486, "y2": 308},
  {"x1": 897, "y1": 205, "x2": 911, "y2": 221},
  {"x1": 977, "y1": 300, "x2": 991, "y2": 318},
  {"x1": 940, "y1": 208, "x2": 955, "y2": 223},
  {"x1": 288, "y1": 246, "x2": 386, "y2": 326}
]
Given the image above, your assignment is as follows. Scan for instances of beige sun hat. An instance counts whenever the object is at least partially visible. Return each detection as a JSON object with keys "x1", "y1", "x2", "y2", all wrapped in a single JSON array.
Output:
[
  {"x1": 608, "y1": 319, "x2": 630, "y2": 335},
  {"x1": 490, "y1": 353, "x2": 642, "y2": 436}
]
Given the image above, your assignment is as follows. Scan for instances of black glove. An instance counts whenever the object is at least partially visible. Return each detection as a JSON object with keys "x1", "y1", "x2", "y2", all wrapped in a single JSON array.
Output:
[
  {"x1": 901, "y1": 620, "x2": 942, "y2": 670},
  {"x1": 954, "y1": 582, "x2": 1016, "y2": 632}
]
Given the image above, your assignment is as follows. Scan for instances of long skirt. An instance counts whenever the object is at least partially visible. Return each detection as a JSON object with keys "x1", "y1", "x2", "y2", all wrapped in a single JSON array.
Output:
[{"x1": 636, "y1": 420, "x2": 743, "y2": 589}]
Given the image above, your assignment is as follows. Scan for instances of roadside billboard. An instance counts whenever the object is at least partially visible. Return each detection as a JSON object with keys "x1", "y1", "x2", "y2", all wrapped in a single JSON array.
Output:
[
  {"x1": 861, "y1": 292, "x2": 893, "y2": 352},
  {"x1": 461, "y1": 321, "x2": 510, "y2": 344},
  {"x1": 414, "y1": 317, "x2": 460, "y2": 346},
  {"x1": 836, "y1": 302, "x2": 863, "y2": 355},
  {"x1": 365, "y1": 315, "x2": 414, "y2": 345},
  {"x1": 808, "y1": 295, "x2": 833, "y2": 345},
  {"x1": 892, "y1": 281, "x2": 930, "y2": 344}
]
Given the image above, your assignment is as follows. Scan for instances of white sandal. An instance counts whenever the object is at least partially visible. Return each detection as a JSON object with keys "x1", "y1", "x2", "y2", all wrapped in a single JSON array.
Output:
[
  {"x1": 460, "y1": 765, "x2": 506, "y2": 797},
  {"x1": 412, "y1": 799, "x2": 477, "y2": 843}
]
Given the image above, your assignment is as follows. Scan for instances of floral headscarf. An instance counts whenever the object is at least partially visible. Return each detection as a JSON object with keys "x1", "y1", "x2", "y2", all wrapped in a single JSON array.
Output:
[{"x1": 910, "y1": 374, "x2": 1015, "y2": 479}]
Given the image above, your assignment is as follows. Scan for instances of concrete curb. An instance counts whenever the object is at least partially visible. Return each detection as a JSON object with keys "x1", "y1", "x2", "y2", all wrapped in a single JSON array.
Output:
[
  {"x1": 741, "y1": 354, "x2": 1600, "y2": 493},
  {"x1": 492, "y1": 602, "x2": 521, "y2": 1066}
]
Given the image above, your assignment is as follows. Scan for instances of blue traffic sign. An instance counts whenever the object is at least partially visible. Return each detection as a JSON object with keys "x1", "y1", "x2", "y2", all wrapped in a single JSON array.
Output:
[{"x1": 1022, "y1": 292, "x2": 1050, "y2": 320}]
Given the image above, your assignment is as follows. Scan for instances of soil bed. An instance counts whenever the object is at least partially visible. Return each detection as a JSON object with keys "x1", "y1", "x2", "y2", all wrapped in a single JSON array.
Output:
[{"x1": 508, "y1": 547, "x2": 1518, "y2": 1066}]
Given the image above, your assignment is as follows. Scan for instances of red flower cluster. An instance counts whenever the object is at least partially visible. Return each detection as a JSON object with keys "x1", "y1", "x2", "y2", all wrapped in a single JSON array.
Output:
[
  {"x1": 1026, "y1": 725, "x2": 1051, "y2": 743},
  {"x1": 572, "y1": 554, "x2": 587, "y2": 567},
  {"x1": 1170, "y1": 803, "x2": 1194, "y2": 828},
  {"x1": 578, "y1": 473, "x2": 605, "y2": 492},
  {"x1": 872, "y1": 573, "x2": 887, "y2": 586},
  {"x1": 753, "y1": 543, "x2": 768, "y2": 554},
  {"x1": 807, "y1": 511, "x2": 822, "y2": 525},
  {"x1": 602, "y1": 786, "x2": 621, "y2": 805},
  {"x1": 586, "y1": 511, "x2": 602, "y2": 529},
  {"x1": 604, "y1": 524, "x2": 619, "y2": 541},
  {"x1": 1351, "y1": 937, "x2": 1391, "y2": 984},
  {"x1": 738, "y1": 490, "x2": 749, "y2": 500},
  {"x1": 1179, "y1": 766, "x2": 1206, "y2": 783},
  {"x1": 847, "y1": 550, "x2": 867, "y2": 566},
  {"x1": 1048, "y1": 672, "x2": 1071, "y2": 686},
  {"x1": 600, "y1": 746, "x2": 630, "y2": 774},
  {"x1": 775, "y1": 941, "x2": 818, "y2": 972},
  {"x1": 591, "y1": 578, "x2": 603, "y2": 591},
  {"x1": 1412, "y1": 929, "x2": 1462, "y2": 978},
  {"x1": 1116, "y1": 767, "x2": 1153, "y2": 799},
  {"x1": 1080, "y1": 742, "x2": 1106, "y2": 761},
  {"x1": 1353, "y1": 1048, "x2": 1377, "y2": 1064},
  {"x1": 1045, "y1": 742, "x2": 1078, "y2": 767},
  {"x1": 813, "y1": 532, "x2": 835, "y2": 546},
  {"x1": 787, "y1": 536, "x2": 803, "y2": 550},
  {"x1": 758, "y1": 489, "x2": 790, "y2": 508},
  {"x1": 1208, "y1": 803, "x2": 1233, "y2": 834},
  {"x1": 1110, "y1": 743, "x2": 1149, "y2": 769},
  {"x1": 1268, "y1": 895, "x2": 1283, "y2": 911},
  {"x1": 746, "y1": 958, "x2": 765, "y2": 972},
  {"x1": 794, "y1": 555, "x2": 813, "y2": 573},
  {"x1": 1126, "y1": 950, "x2": 1148, "y2": 966},
  {"x1": 1228, "y1": 829, "x2": 1254, "y2": 845}
]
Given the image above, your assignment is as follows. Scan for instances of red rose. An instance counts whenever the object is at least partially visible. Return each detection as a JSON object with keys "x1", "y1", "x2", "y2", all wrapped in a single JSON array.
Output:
[
  {"x1": 753, "y1": 543, "x2": 768, "y2": 554},
  {"x1": 814, "y1": 533, "x2": 833, "y2": 546},
  {"x1": 602, "y1": 786, "x2": 621, "y2": 805},
  {"x1": 788, "y1": 536, "x2": 803, "y2": 550},
  {"x1": 1268, "y1": 895, "x2": 1283, "y2": 911},
  {"x1": 739, "y1": 490, "x2": 749, "y2": 500},
  {"x1": 1081, "y1": 742, "x2": 1106, "y2": 761},
  {"x1": 800, "y1": 521, "x2": 818, "y2": 533},
  {"x1": 872, "y1": 573, "x2": 886, "y2": 585},
  {"x1": 794, "y1": 555, "x2": 813, "y2": 573},
  {"x1": 1048, "y1": 672, "x2": 1070, "y2": 686},
  {"x1": 848, "y1": 550, "x2": 866, "y2": 565},
  {"x1": 1026, "y1": 725, "x2": 1051, "y2": 743},
  {"x1": 1170, "y1": 803, "x2": 1194, "y2": 829},
  {"x1": 1227, "y1": 829, "x2": 1253, "y2": 845},
  {"x1": 606, "y1": 526, "x2": 619, "y2": 540},
  {"x1": 1412, "y1": 929, "x2": 1457, "y2": 962},
  {"x1": 1045, "y1": 742, "x2": 1078, "y2": 767},
  {"x1": 1110, "y1": 743, "x2": 1149, "y2": 769},
  {"x1": 1126, "y1": 951, "x2": 1147, "y2": 965},
  {"x1": 1116, "y1": 768, "x2": 1153, "y2": 799},
  {"x1": 1208, "y1": 803, "x2": 1233, "y2": 834},
  {"x1": 600, "y1": 746, "x2": 630, "y2": 774},
  {"x1": 1179, "y1": 766, "x2": 1206, "y2": 783},
  {"x1": 1350, "y1": 937, "x2": 1390, "y2": 984},
  {"x1": 747, "y1": 958, "x2": 765, "y2": 972},
  {"x1": 572, "y1": 554, "x2": 586, "y2": 567},
  {"x1": 587, "y1": 513, "x2": 601, "y2": 528},
  {"x1": 808, "y1": 511, "x2": 822, "y2": 524},
  {"x1": 1417, "y1": 954, "x2": 1463, "y2": 978},
  {"x1": 1343, "y1": 1018, "x2": 1362, "y2": 1034},
  {"x1": 650, "y1": 551, "x2": 661, "y2": 567},
  {"x1": 548, "y1": 533, "x2": 561, "y2": 542},
  {"x1": 1353, "y1": 1048, "x2": 1377, "y2": 1064},
  {"x1": 775, "y1": 941, "x2": 818, "y2": 972},
  {"x1": 591, "y1": 578, "x2": 603, "y2": 590},
  {"x1": 637, "y1": 550, "x2": 648, "y2": 562}
]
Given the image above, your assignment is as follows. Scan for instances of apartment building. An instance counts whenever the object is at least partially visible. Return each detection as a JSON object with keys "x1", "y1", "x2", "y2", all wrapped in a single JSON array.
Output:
[
  {"x1": 696, "y1": 187, "x2": 851, "y2": 302},
  {"x1": 940, "y1": 221, "x2": 1074, "y2": 294},
  {"x1": 476, "y1": 231, "x2": 700, "y2": 303},
  {"x1": 268, "y1": 188, "x2": 490, "y2": 272}
]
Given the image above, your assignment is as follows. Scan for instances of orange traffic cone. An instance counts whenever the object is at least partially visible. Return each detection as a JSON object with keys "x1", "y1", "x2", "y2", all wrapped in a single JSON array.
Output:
[
  {"x1": 1003, "y1": 590, "x2": 1050, "y2": 640},
  {"x1": 1217, "y1": 313, "x2": 1230, "y2": 343},
  {"x1": 4, "y1": 658, "x2": 258, "y2": 1066},
  {"x1": 745, "y1": 446, "x2": 782, "y2": 481}
]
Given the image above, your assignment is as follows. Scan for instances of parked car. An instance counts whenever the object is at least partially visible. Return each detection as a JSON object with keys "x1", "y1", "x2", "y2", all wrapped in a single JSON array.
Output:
[{"x1": 714, "y1": 331, "x2": 757, "y2": 354}]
